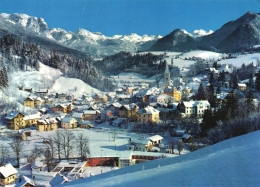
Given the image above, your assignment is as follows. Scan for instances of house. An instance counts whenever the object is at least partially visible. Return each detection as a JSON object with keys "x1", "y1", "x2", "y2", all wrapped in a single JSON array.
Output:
[
  {"x1": 0, "y1": 164, "x2": 17, "y2": 186},
  {"x1": 128, "y1": 135, "x2": 163, "y2": 152},
  {"x1": 94, "y1": 93, "x2": 108, "y2": 103},
  {"x1": 37, "y1": 118, "x2": 58, "y2": 131},
  {"x1": 156, "y1": 94, "x2": 175, "y2": 105},
  {"x1": 237, "y1": 83, "x2": 247, "y2": 91},
  {"x1": 178, "y1": 100, "x2": 210, "y2": 117},
  {"x1": 52, "y1": 104, "x2": 72, "y2": 113},
  {"x1": 24, "y1": 113, "x2": 41, "y2": 127},
  {"x1": 100, "y1": 110, "x2": 113, "y2": 121},
  {"x1": 119, "y1": 104, "x2": 139, "y2": 119},
  {"x1": 71, "y1": 113, "x2": 84, "y2": 121},
  {"x1": 49, "y1": 173, "x2": 70, "y2": 186},
  {"x1": 24, "y1": 97, "x2": 35, "y2": 108},
  {"x1": 35, "y1": 89, "x2": 48, "y2": 97},
  {"x1": 137, "y1": 106, "x2": 160, "y2": 123},
  {"x1": 5, "y1": 111, "x2": 25, "y2": 130},
  {"x1": 24, "y1": 88, "x2": 33, "y2": 93},
  {"x1": 163, "y1": 87, "x2": 182, "y2": 102},
  {"x1": 57, "y1": 93, "x2": 67, "y2": 100},
  {"x1": 182, "y1": 134, "x2": 193, "y2": 143},
  {"x1": 82, "y1": 110, "x2": 98, "y2": 121},
  {"x1": 78, "y1": 121, "x2": 94, "y2": 129},
  {"x1": 17, "y1": 175, "x2": 35, "y2": 187},
  {"x1": 109, "y1": 102, "x2": 121, "y2": 115},
  {"x1": 86, "y1": 157, "x2": 119, "y2": 167},
  {"x1": 61, "y1": 118, "x2": 77, "y2": 129}
]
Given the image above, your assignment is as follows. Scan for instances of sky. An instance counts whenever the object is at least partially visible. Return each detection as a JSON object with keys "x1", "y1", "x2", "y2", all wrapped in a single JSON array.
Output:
[{"x1": 0, "y1": 0, "x2": 259, "y2": 36}]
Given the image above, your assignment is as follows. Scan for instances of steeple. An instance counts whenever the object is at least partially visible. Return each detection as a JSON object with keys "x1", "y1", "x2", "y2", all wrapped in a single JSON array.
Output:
[{"x1": 164, "y1": 63, "x2": 170, "y2": 88}]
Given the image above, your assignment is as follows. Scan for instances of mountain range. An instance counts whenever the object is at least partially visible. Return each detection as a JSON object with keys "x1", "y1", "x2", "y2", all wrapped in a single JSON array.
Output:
[
  {"x1": 0, "y1": 11, "x2": 259, "y2": 57},
  {"x1": 151, "y1": 11, "x2": 260, "y2": 53}
]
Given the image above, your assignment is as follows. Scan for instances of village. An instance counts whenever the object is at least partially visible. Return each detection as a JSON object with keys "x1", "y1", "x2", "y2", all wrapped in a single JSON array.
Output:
[{"x1": 0, "y1": 51, "x2": 260, "y2": 186}]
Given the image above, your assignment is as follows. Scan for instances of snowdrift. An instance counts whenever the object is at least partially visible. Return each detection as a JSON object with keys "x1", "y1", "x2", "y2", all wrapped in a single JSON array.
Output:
[{"x1": 64, "y1": 130, "x2": 260, "y2": 187}]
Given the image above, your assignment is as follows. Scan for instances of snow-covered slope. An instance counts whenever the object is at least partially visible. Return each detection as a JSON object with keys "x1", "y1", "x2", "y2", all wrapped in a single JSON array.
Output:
[
  {"x1": 50, "y1": 77, "x2": 99, "y2": 97},
  {"x1": 181, "y1": 50, "x2": 226, "y2": 60},
  {"x1": 64, "y1": 130, "x2": 260, "y2": 187},
  {"x1": 218, "y1": 53, "x2": 260, "y2": 67}
]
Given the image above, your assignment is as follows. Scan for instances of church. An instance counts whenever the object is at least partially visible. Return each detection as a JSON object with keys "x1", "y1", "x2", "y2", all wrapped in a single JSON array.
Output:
[{"x1": 160, "y1": 63, "x2": 182, "y2": 102}]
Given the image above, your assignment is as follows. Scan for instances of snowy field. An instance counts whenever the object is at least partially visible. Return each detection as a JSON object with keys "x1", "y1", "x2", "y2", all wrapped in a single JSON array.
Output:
[
  {"x1": 218, "y1": 53, "x2": 260, "y2": 67},
  {"x1": 180, "y1": 50, "x2": 226, "y2": 60},
  {"x1": 111, "y1": 72, "x2": 155, "y2": 84},
  {"x1": 49, "y1": 77, "x2": 99, "y2": 97},
  {"x1": 65, "y1": 130, "x2": 260, "y2": 187},
  {"x1": 0, "y1": 125, "x2": 184, "y2": 186}
]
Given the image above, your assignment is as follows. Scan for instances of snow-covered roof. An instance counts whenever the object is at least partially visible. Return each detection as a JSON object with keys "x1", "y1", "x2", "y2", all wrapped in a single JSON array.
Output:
[
  {"x1": 61, "y1": 117, "x2": 76, "y2": 123},
  {"x1": 110, "y1": 102, "x2": 122, "y2": 108},
  {"x1": 5, "y1": 111, "x2": 23, "y2": 120},
  {"x1": 0, "y1": 164, "x2": 17, "y2": 178},
  {"x1": 24, "y1": 113, "x2": 41, "y2": 120},
  {"x1": 138, "y1": 106, "x2": 160, "y2": 115},
  {"x1": 83, "y1": 110, "x2": 97, "y2": 115},
  {"x1": 72, "y1": 113, "x2": 84, "y2": 118},
  {"x1": 237, "y1": 83, "x2": 247, "y2": 87},
  {"x1": 149, "y1": 135, "x2": 163, "y2": 142},
  {"x1": 17, "y1": 175, "x2": 35, "y2": 187},
  {"x1": 49, "y1": 173, "x2": 69, "y2": 186}
]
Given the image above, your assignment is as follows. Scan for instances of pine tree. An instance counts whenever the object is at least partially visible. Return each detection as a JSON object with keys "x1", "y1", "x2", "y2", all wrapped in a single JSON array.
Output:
[
  {"x1": 233, "y1": 74, "x2": 238, "y2": 89},
  {"x1": 196, "y1": 83, "x2": 206, "y2": 100},
  {"x1": 216, "y1": 85, "x2": 221, "y2": 94},
  {"x1": 2, "y1": 67, "x2": 8, "y2": 88},
  {"x1": 248, "y1": 73, "x2": 254, "y2": 88},
  {"x1": 255, "y1": 72, "x2": 260, "y2": 91},
  {"x1": 246, "y1": 90, "x2": 255, "y2": 114}
]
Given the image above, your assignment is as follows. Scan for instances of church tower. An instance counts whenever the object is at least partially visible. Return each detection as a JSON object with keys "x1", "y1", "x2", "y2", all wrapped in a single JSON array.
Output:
[{"x1": 164, "y1": 63, "x2": 170, "y2": 88}]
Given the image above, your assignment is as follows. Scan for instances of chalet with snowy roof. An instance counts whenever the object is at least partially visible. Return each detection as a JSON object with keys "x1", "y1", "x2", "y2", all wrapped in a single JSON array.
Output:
[
  {"x1": 49, "y1": 173, "x2": 70, "y2": 186},
  {"x1": 82, "y1": 110, "x2": 98, "y2": 121},
  {"x1": 137, "y1": 106, "x2": 160, "y2": 123},
  {"x1": 17, "y1": 175, "x2": 35, "y2": 187},
  {"x1": 24, "y1": 113, "x2": 41, "y2": 127},
  {"x1": 61, "y1": 117, "x2": 77, "y2": 129},
  {"x1": 100, "y1": 110, "x2": 113, "y2": 121},
  {"x1": 37, "y1": 117, "x2": 58, "y2": 131},
  {"x1": 5, "y1": 111, "x2": 25, "y2": 130},
  {"x1": 119, "y1": 104, "x2": 139, "y2": 119},
  {"x1": 52, "y1": 104, "x2": 72, "y2": 113},
  {"x1": 237, "y1": 83, "x2": 247, "y2": 91},
  {"x1": 71, "y1": 113, "x2": 84, "y2": 121},
  {"x1": 163, "y1": 87, "x2": 182, "y2": 102},
  {"x1": 128, "y1": 135, "x2": 163, "y2": 152},
  {"x1": 78, "y1": 121, "x2": 94, "y2": 128},
  {"x1": 35, "y1": 89, "x2": 48, "y2": 97},
  {"x1": 0, "y1": 164, "x2": 17, "y2": 186},
  {"x1": 24, "y1": 97, "x2": 35, "y2": 108},
  {"x1": 94, "y1": 93, "x2": 108, "y2": 103},
  {"x1": 156, "y1": 94, "x2": 175, "y2": 105},
  {"x1": 178, "y1": 100, "x2": 210, "y2": 117},
  {"x1": 109, "y1": 102, "x2": 122, "y2": 115}
]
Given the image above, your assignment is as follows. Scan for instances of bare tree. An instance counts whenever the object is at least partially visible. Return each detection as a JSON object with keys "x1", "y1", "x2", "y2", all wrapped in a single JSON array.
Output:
[
  {"x1": 44, "y1": 147, "x2": 54, "y2": 172},
  {"x1": 177, "y1": 141, "x2": 184, "y2": 155},
  {"x1": 53, "y1": 131, "x2": 62, "y2": 159},
  {"x1": 46, "y1": 136, "x2": 55, "y2": 159},
  {"x1": 9, "y1": 137, "x2": 24, "y2": 168},
  {"x1": 78, "y1": 133, "x2": 90, "y2": 161},
  {"x1": 0, "y1": 146, "x2": 9, "y2": 165},
  {"x1": 61, "y1": 130, "x2": 75, "y2": 159}
]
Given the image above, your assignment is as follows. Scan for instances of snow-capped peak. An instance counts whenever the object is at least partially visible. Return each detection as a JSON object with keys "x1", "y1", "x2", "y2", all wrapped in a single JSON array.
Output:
[
  {"x1": 182, "y1": 29, "x2": 214, "y2": 38},
  {"x1": 0, "y1": 13, "x2": 54, "y2": 40}
]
